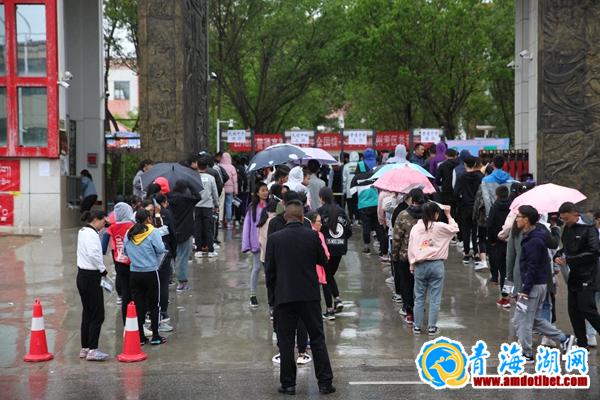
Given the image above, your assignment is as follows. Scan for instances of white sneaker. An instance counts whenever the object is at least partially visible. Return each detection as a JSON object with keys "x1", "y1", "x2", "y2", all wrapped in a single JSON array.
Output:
[
  {"x1": 79, "y1": 348, "x2": 90, "y2": 358},
  {"x1": 144, "y1": 326, "x2": 153, "y2": 337},
  {"x1": 385, "y1": 276, "x2": 394, "y2": 285},
  {"x1": 272, "y1": 353, "x2": 281, "y2": 364},
  {"x1": 474, "y1": 261, "x2": 488, "y2": 271},
  {"x1": 86, "y1": 349, "x2": 109, "y2": 361},
  {"x1": 541, "y1": 336, "x2": 557, "y2": 347},
  {"x1": 213, "y1": 244, "x2": 221, "y2": 250},
  {"x1": 297, "y1": 353, "x2": 312, "y2": 365},
  {"x1": 158, "y1": 322, "x2": 174, "y2": 332},
  {"x1": 207, "y1": 251, "x2": 218, "y2": 258},
  {"x1": 272, "y1": 332, "x2": 278, "y2": 342},
  {"x1": 116, "y1": 296, "x2": 122, "y2": 305},
  {"x1": 587, "y1": 335, "x2": 597, "y2": 347},
  {"x1": 194, "y1": 251, "x2": 206, "y2": 258}
]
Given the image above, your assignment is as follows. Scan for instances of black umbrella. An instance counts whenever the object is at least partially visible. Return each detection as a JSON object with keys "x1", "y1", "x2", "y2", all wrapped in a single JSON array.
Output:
[
  {"x1": 247, "y1": 144, "x2": 307, "y2": 172},
  {"x1": 140, "y1": 163, "x2": 204, "y2": 194}
]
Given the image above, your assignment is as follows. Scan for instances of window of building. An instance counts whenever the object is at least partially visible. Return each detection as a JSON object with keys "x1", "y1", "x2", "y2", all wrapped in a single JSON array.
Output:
[
  {"x1": 0, "y1": 0, "x2": 57, "y2": 158},
  {"x1": 114, "y1": 81, "x2": 130, "y2": 100}
]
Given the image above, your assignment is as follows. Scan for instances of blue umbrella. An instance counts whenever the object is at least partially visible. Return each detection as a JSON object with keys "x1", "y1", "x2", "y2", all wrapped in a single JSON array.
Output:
[
  {"x1": 371, "y1": 162, "x2": 434, "y2": 179},
  {"x1": 247, "y1": 144, "x2": 307, "y2": 172}
]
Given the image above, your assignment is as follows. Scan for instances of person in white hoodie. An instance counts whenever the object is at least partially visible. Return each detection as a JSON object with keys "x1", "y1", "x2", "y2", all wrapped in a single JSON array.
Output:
[
  {"x1": 386, "y1": 144, "x2": 408, "y2": 165},
  {"x1": 287, "y1": 166, "x2": 308, "y2": 194},
  {"x1": 342, "y1": 152, "x2": 360, "y2": 223}
]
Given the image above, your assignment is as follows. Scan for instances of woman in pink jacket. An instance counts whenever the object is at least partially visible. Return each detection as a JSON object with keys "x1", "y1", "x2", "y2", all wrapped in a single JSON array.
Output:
[
  {"x1": 219, "y1": 152, "x2": 238, "y2": 229},
  {"x1": 408, "y1": 202, "x2": 459, "y2": 336}
]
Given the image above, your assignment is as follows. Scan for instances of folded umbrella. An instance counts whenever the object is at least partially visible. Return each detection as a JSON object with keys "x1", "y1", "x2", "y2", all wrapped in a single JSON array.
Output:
[
  {"x1": 371, "y1": 162, "x2": 434, "y2": 179},
  {"x1": 294, "y1": 147, "x2": 338, "y2": 165},
  {"x1": 373, "y1": 166, "x2": 436, "y2": 194},
  {"x1": 140, "y1": 163, "x2": 204, "y2": 194},
  {"x1": 247, "y1": 144, "x2": 307, "y2": 172},
  {"x1": 509, "y1": 183, "x2": 586, "y2": 213}
]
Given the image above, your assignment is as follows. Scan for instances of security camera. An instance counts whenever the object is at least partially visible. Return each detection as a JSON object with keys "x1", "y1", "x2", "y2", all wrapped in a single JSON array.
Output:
[
  {"x1": 58, "y1": 81, "x2": 70, "y2": 89},
  {"x1": 209, "y1": 72, "x2": 218, "y2": 80},
  {"x1": 506, "y1": 60, "x2": 519, "y2": 69},
  {"x1": 519, "y1": 50, "x2": 533, "y2": 60},
  {"x1": 228, "y1": 119, "x2": 235, "y2": 128},
  {"x1": 62, "y1": 71, "x2": 73, "y2": 81}
]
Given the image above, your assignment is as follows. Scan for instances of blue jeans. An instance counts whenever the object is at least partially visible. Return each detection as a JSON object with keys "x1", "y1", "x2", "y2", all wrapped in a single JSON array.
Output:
[
  {"x1": 413, "y1": 260, "x2": 445, "y2": 329},
  {"x1": 224, "y1": 193, "x2": 234, "y2": 222},
  {"x1": 249, "y1": 252, "x2": 262, "y2": 296},
  {"x1": 175, "y1": 237, "x2": 193, "y2": 282}
]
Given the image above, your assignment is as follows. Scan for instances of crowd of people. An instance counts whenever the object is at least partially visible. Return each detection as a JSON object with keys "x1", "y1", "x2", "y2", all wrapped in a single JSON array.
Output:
[{"x1": 73, "y1": 143, "x2": 600, "y2": 393}]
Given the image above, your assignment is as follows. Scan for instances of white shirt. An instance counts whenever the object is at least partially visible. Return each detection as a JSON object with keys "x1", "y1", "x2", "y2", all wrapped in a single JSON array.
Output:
[{"x1": 77, "y1": 226, "x2": 106, "y2": 273}]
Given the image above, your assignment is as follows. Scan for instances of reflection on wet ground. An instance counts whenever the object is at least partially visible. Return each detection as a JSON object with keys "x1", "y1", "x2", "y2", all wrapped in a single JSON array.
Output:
[{"x1": 0, "y1": 226, "x2": 598, "y2": 399}]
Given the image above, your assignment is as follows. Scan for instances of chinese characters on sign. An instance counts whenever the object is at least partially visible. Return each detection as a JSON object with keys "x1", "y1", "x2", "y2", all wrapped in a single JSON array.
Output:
[
  {"x1": 0, "y1": 160, "x2": 20, "y2": 192},
  {"x1": 0, "y1": 195, "x2": 14, "y2": 226},
  {"x1": 416, "y1": 128, "x2": 443, "y2": 144},
  {"x1": 345, "y1": 130, "x2": 370, "y2": 145},
  {"x1": 226, "y1": 130, "x2": 248, "y2": 144},
  {"x1": 288, "y1": 131, "x2": 312, "y2": 145}
]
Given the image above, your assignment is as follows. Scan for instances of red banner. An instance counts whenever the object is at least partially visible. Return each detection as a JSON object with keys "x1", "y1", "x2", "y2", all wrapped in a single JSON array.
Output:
[
  {"x1": 375, "y1": 131, "x2": 409, "y2": 151},
  {"x1": 315, "y1": 133, "x2": 341, "y2": 151},
  {"x1": 0, "y1": 160, "x2": 20, "y2": 192},
  {"x1": 0, "y1": 194, "x2": 14, "y2": 226},
  {"x1": 228, "y1": 134, "x2": 284, "y2": 152}
]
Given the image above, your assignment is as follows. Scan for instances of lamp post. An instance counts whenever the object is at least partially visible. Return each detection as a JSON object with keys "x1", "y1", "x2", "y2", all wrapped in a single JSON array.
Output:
[
  {"x1": 216, "y1": 119, "x2": 235, "y2": 153},
  {"x1": 338, "y1": 115, "x2": 345, "y2": 161}
]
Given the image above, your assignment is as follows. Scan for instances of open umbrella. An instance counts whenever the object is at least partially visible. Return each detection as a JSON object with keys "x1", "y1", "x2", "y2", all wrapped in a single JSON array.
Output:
[
  {"x1": 371, "y1": 162, "x2": 434, "y2": 179},
  {"x1": 509, "y1": 183, "x2": 586, "y2": 213},
  {"x1": 295, "y1": 147, "x2": 338, "y2": 165},
  {"x1": 140, "y1": 163, "x2": 204, "y2": 194},
  {"x1": 373, "y1": 166, "x2": 436, "y2": 194},
  {"x1": 247, "y1": 144, "x2": 306, "y2": 172}
]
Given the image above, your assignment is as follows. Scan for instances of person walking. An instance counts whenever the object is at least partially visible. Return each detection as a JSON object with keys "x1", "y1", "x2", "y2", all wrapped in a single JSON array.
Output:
[
  {"x1": 342, "y1": 152, "x2": 360, "y2": 224},
  {"x1": 392, "y1": 188, "x2": 425, "y2": 324},
  {"x1": 219, "y1": 152, "x2": 238, "y2": 229},
  {"x1": 408, "y1": 202, "x2": 459, "y2": 335},
  {"x1": 132, "y1": 159, "x2": 154, "y2": 199},
  {"x1": 77, "y1": 210, "x2": 110, "y2": 361},
  {"x1": 243, "y1": 182, "x2": 269, "y2": 307},
  {"x1": 105, "y1": 202, "x2": 134, "y2": 324},
  {"x1": 453, "y1": 156, "x2": 483, "y2": 265},
  {"x1": 80, "y1": 170, "x2": 97, "y2": 214},
  {"x1": 265, "y1": 202, "x2": 335, "y2": 395},
  {"x1": 486, "y1": 186, "x2": 512, "y2": 308},
  {"x1": 124, "y1": 209, "x2": 167, "y2": 346},
  {"x1": 317, "y1": 187, "x2": 352, "y2": 319},
  {"x1": 168, "y1": 180, "x2": 201, "y2": 292},
  {"x1": 307, "y1": 160, "x2": 325, "y2": 211},
  {"x1": 194, "y1": 158, "x2": 220, "y2": 258},
  {"x1": 512, "y1": 205, "x2": 574, "y2": 361},
  {"x1": 554, "y1": 202, "x2": 600, "y2": 348}
]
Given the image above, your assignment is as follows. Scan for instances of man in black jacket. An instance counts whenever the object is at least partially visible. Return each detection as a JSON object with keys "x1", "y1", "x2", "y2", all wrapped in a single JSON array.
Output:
[
  {"x1": 487, "y1": 186, "x2": 511, "y2": 306},
  {"x1": 435, "y1": 148, "x2": 459, "y2": 205},
  {"x1": 265, "y1": 202, "x2": 334, "y2": 395},
  {"x1": 453, "y1": 156, "x2": 483, "y2": 263},
  {"x1": 554, "y1": 202, "x2": 600, "y2": 348}
]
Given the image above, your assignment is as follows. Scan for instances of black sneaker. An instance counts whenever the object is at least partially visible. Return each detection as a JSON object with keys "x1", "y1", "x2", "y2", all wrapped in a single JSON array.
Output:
[
  {"x1": 462, "y1": 255, "x2": 472, "y2": 265},
  {"x1": 523, "y1": 353, "x2": 535, "y2": 363},
  {"x1": 413, "y1": 326, "x2": 422, "y2": 335},
  {"x1": 319, "y1": 385, "x2": 336, "y2": 395},
  {"x1": 560, "y1": 334, "x2": 575, "y2": 354},
  {"x1": 473, "y1": 255, "x2": 482, "y2": 263},
  {"x1": 334, "y1": 299, "x2": 344, "y2": 313},
  {"x1": 250, "y1": 296, "x2": 259, "y2": 308},
  {"x1": 150, "y1": 336, "x2": 167, "y2": 345},
  {"x1": 322, "y1": 311, "x2": 336, "y2": 320},
  {"x1": 428, "y1": 326, "x2": 440, "y2": 336}
]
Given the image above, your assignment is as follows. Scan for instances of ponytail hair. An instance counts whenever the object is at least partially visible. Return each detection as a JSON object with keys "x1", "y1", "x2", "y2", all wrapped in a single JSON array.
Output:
[
  {"x1": 81, "y1": 210, "x2": 107, "y2": 223},
  {"x1": 421, "y1": 202, "x2": 441, "y2": 231},
  {"x1": 257, "y1": 199, "x2": 278, "y2": 228},
  {"x1": 318, "y1": 187, "x2": 339, "y2": 233},
  {"x1": 127, "y1": 209, "x2": 150, "y2": 240}
]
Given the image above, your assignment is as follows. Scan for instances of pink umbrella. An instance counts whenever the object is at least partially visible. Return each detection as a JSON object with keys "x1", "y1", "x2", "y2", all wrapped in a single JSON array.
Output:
[
  {"x1": 297, "y1": 147, "x2": 338, "y2": 165},
  {"x1": 509, "y1": 183, "x2": 586, "y2": 213},
  {"x1": 373, "y1": 166, "x2": 436, "y2": 194}
]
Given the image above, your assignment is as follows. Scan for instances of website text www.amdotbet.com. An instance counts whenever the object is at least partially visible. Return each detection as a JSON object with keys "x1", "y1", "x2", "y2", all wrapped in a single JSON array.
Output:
[{"x1": 472, "y1": 374, "x2": 590, "y2": 389}]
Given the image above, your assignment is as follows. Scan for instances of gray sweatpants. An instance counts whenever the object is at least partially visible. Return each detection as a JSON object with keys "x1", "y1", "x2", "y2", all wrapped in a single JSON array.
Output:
[{"x1": 512, "y1": 284, "x2": 566, "y2": 356}]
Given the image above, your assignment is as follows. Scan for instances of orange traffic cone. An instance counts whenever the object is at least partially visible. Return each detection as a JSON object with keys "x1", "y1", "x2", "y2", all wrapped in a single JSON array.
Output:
[
  {"x1": 24, "y1": 298, "x2": 54, "y2": 362},
  {"x1": 117, "y1": 301, "x2": 147, "y2": 362}
]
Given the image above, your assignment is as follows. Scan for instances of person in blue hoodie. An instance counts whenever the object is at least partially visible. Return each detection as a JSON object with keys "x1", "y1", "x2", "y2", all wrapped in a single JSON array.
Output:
[
  {"x1": 363, "y1": 147, "x2": 377, "y2": 171},
  {"x1": 513, "y1": 205, "x2": 574, "y2": 361},
  {"x1": 125, "y1": 208, "x2": 167, "y2": 346},
  {"x1": 482, "y1": 155, "x2": 514, "y2": 184}
]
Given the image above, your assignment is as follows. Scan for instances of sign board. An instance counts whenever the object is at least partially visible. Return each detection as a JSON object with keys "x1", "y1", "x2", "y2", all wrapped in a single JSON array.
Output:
[
  {"x1": 226, "y1": 130, "x2": 248, "y2": 144},
  {"x1": 87, "y1": 153, "x2": 98, "y2": 168},
  {"x1": 289, "y1": 130, "x2": 312, "y2": 145},
  {"x1": 228, "y1": 134, "x2": 284, "y2": 152},
  {"x1": 0, "y1": 194, "x2": 14, "y2": 226},
  {"x1": 345, "y1": 130, "x2": 371, "y2": 145},
  {"x1": 446, "y1": 138, "x2": 510, "y2": 156},
  {"x1": 0, "y1": 160, "x2": 20, "y2": 192},
  {"x1": 375, "y1": 131, "x2": 410, "y2": 151},
  {"x1": 415, "y1": 128, "x2": 443, "y2": 144}
]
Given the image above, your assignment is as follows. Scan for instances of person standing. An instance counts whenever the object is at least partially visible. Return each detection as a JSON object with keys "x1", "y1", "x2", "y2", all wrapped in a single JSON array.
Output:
[
  {"x1": 428, "y1": 142, "x2": 448, "y2": 177},
  {"x1": 487, "y1": 186, "x2": 511, "y2": 307},
  {"x1": 554, "y1": 202, "x2": 600, "y2": 348},
  {"x1": 124, "y1": 209, "x2": 167, "y2": 346},
  {"x1": 342, "y1": 152, "x2": 360, "y2": 224},
  {"x1": 132, "y1": 159, "x2": 154, "y2": 199},
  {"x1": 408, "y1": 202, "x2": 459, "y2": 335},
  {"x1": 453, "y1": 156, "x2": 483, "y2": 264},
  {"x1": 77, "y1": 210, "x2": 110, "y2": 361},
  {"x1": 234, "y1": 156, "x2": 249, "y2": 227},
  {"x1": 265, "y1": 202, "x2": 335, "y2": 395},
  {"x1": 168, "y1": 180, "x2": 201, "y2": 292},
  {"x1": 513, "y1": 205, "x2": 574, "y2": 361},
  {"x1": 80, "y1": 170, "x2": 97, "y2": 214},
  {"x1": 317, "y1": 187, "x2": 352, "y2": 320},
  {"x1": 219, "y1": 152, "x2": 238, "y2": 229},
  {"x1": 194, "y1": 158, "x2": 220, "y2": 258},
  {"x1": 409, "y1": 143, "x2": 427, "y2": 168},
  {"x1": 307, "y1": 160, "x2": 326, "y2": 211},
  {"x1": 392, "y1": 188, "x2": 425, "y2": 324},
  {"x1": 243, "y1": 182, "x2": 269, "y2": 307}
]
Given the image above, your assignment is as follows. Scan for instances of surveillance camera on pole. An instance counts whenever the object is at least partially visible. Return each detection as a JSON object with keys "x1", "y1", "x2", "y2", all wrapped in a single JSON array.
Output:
[
  {"x1": 519, "y1": 50, "x2": 533, "y2": 60},
  {"x1": 506, "y1": 60, "x2": 519, "y2": 69}
]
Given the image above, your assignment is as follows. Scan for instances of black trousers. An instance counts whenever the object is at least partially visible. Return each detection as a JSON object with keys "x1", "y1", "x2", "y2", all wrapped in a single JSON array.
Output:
[
  {"x1": 158, "y1": 254, "x2": 172, "y2": 315},
  {"x1": 322, "y1": 256, "x2": 342, "y2": 309},
  {"x1": 274, "y1": 301, "x2": 333, "y2": 389},
  {"x1": 459, "y1": 207, "x2": 478, "y2": 255},
  {"x1": 130, "y1": 270, "x2": 160, "y2": 340},
  {"x1": 360, "y1": 207, "x2": 389, "y2": 254},
  {"x1": 393, "y1": 259, "x2": 414, "y2": 313},
  {"x1": 80, "y1": 195, "x2": 97, "y2": 214},
  {"x1": 194, "y1": 207, "x2": 214, "y2": 252},
  {"x1": 346, "y1": 196, "x2": 358, "y2": 222},
  {"x1": 488, "y1": 243, "x2": 507, "y2": 289},
  {"x1": 567, "y1": 287, "x2": 600, "y2": 347},
  {"x1": 478, "y1": 226, "x2": 487, "y2": 253},
  {"x1": 115, "y1": 262, "x2": 131, "y2": 324},
  {"x1": 77, "y1": 269, "x2": 104, "y2": 349}
]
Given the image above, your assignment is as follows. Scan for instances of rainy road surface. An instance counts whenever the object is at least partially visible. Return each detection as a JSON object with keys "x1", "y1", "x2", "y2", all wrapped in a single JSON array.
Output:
[{"x1": 0, "y1": 226, "x2": 598, "y2": 399}]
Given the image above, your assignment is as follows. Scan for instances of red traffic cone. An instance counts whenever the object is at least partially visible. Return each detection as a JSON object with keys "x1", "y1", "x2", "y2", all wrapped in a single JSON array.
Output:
[
  {"x1": 117, "y1": 301, "x2": 147, "y2": 362},
  {"x1": 24, "y1": 299, "x2": 54, "y2": 362}
]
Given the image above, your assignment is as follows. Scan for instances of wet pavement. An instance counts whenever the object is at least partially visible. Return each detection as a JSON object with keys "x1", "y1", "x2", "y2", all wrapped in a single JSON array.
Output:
[{"x1": 0, "y1": 226, "x2": 598, "y2": 399}]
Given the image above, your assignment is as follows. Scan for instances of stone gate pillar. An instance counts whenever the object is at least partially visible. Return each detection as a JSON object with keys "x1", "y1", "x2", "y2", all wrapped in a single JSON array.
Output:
[{"x1": 138, "y1": 0, "x2": 209, "y2": 162}]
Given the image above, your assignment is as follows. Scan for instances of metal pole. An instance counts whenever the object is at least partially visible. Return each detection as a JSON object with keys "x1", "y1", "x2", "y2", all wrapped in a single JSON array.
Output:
[{"x1": 216, "y1": 119, "x2": 221, "y2": 153}]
